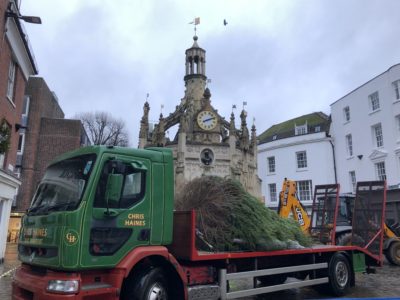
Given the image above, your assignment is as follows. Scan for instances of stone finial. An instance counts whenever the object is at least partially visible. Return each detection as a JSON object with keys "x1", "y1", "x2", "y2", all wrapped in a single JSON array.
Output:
[
  {"x1": 229, "y1": 112, "x2": 236, "y2": 136},
  {"x1": 152, "y1": 113, "x2": 166, "y2": 146},
  {"x1": 239, "y1": 110, "x2": 249, "y2": 151},
  {"x1": 250, "y1": 123, "x2": 257, "y2": 154},
  {"x1": 139, "y1": 101, "x2": 150, "y2": 139}
]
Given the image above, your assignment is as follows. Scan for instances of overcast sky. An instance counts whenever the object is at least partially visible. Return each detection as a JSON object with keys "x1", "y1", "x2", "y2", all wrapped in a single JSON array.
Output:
[{"x1": 20, "y1": 0, "x2": 400, "y2": 147}]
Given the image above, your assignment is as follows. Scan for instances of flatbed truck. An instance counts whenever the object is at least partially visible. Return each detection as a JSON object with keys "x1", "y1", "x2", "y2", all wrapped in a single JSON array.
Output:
[{"x1": 12, "y1": 146, "x2": 385, "y2": 299}]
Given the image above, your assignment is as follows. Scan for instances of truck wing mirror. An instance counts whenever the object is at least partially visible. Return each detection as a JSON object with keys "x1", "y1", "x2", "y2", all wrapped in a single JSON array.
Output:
[
  {"x1": 131, "y1": 161, "x2": 147, "y2": 171},
  {"x1": 105, "y1": 173, "x2": 123, "y2": 209}
]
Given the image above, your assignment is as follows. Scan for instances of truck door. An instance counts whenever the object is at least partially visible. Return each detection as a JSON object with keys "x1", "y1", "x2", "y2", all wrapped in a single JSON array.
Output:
[{"x1": 80, "y1": 155, "x2": 151, "y2": 267}]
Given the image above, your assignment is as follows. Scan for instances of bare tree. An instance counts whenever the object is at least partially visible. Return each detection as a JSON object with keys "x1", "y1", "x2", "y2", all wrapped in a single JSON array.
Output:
[{"x1": 76, "y1": 112, "x2": 129, "y2": 146}]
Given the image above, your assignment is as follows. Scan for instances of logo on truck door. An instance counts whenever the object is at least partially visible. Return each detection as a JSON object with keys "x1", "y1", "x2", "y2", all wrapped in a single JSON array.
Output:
[{"x1": 64, "y1": 229, "x2": 79, "y2": 246}]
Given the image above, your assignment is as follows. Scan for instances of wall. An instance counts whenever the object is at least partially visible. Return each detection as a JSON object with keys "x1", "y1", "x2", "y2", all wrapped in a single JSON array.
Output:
[
  {"x1": 258, "y1": 131, "x2": 335, "y2": 207},
  {"x1": 330, "y1": 64, "x2": 400, "y2": 193}
]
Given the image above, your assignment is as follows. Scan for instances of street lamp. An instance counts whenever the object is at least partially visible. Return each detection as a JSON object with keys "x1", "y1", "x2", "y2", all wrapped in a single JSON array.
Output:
[{"x1": 6, "y1": 11, "x2": 42, "y2": 24}]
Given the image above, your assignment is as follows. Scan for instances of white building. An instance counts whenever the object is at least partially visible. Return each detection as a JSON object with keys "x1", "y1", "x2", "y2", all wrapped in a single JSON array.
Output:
[
  {"x1": 258, "y1": 112, "x2": 336, "y2": 209},
  {"x1": 330, "y1": 64, "x2": 400, "y2": 194}
]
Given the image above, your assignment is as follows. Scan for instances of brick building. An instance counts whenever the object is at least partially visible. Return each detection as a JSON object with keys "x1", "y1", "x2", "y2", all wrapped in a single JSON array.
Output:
[
  {"x1": 8, "y1": 77, "x2": 90, "y2": 242},
  {"x1": 0, "y1": 0, "x2": 39, "y2": 262}
]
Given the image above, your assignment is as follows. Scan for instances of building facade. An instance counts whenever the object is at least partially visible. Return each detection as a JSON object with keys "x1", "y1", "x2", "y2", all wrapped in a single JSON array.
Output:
[
  {"x1": 330, "y1": 64, "x2": 400, "y2": 222},
  {"x1": 138, "y1": 36, "x2": 261, "y2": 198},
  {"x1": 8, "y1": 77, "x2": 90, "y2": 243},
  {"x1": 258, "y1": 112, "x2": 335, "y2": 209},
  {"x1": 0, "y1": 0, "x2": 39, "y2": 262}
]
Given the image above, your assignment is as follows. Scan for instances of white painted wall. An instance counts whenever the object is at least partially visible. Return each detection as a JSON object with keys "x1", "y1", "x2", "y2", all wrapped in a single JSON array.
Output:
[
  {"x1": 258, "y1": 131, "x2": 336, "y2": 208},
  {"x1": 0, "y1": 170, "x2": 20, "y2": 261},
  {"x1": 330, "y1": 64, "x2": 400, "y2": 193}
]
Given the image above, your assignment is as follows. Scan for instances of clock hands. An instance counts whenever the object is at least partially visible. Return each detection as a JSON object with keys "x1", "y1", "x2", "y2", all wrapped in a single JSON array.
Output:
[{"x1": 203, "y1": 117, "x2": 216, "y2": 123}]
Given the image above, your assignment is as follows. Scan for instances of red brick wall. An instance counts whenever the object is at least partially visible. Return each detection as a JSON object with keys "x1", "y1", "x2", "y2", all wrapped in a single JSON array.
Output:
[
  {"x1": 0, "y1": 0, "x2": 28, "y2": 170},
  {"x1": 35, "y1": 118, "x2": 82, "y2": 189}
]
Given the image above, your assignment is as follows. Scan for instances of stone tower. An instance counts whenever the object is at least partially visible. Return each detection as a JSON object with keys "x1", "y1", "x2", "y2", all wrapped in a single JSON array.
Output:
[{"x1": 138, "y1": 35, "x2": 261, "y2": 199}]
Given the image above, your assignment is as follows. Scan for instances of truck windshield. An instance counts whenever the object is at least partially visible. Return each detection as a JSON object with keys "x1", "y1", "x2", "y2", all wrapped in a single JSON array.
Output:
[{"x1": 28, "y1": 154, "x2": 96, "y2": 215}]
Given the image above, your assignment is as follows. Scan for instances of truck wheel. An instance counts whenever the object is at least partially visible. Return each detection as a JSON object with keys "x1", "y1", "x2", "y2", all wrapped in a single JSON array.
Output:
[
  {"x1": 121, "y1": 267, "x2": 169, "y2": 300},
  {"x1": 327, "y1": 253, "x2": 351, "y2": 296},
  {"x1": 385, "y1": 241, "x2": 400, "y2": 266}
]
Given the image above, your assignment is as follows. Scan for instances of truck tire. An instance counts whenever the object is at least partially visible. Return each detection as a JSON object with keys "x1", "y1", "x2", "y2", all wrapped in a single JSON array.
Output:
[
  {"x1": 385, "y1": 241, "x2": 400, "y2": 266},
  {"x1": 327, "y1": 253, "x2": 351, "y2": 296},
  {"x1": 121, "y1": 267, "x2": 169, "y2": 300}
]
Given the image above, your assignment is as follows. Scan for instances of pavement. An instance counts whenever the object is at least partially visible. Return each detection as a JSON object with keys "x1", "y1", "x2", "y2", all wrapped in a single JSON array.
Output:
[{"x1": 0, "y1": 243, "x2": 19, "y2": 300}]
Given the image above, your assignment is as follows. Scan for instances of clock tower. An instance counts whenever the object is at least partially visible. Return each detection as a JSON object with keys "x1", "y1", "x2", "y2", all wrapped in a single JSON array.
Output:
[{"x1": 138, "y1": 35, "x2": 261, "y2": 199}]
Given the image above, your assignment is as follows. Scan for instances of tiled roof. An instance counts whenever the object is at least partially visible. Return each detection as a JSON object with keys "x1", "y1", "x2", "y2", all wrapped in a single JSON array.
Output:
[{"x1": 258, "y1": 112, "x2": 330, "y2": 145}]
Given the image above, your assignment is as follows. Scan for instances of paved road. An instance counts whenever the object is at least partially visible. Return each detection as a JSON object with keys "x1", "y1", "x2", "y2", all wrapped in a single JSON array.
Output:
[
  {"x1": 0, "y1": 244, "x2": 19, "y2": 300},
  {"x1": 1, "y1": 243, "x2": 400, "y2": 299}
]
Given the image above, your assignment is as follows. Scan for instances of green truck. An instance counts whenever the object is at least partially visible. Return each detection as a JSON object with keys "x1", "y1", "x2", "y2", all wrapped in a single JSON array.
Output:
[{"x1": 12, "y1": 146, "x2": 385, "y2": 299}]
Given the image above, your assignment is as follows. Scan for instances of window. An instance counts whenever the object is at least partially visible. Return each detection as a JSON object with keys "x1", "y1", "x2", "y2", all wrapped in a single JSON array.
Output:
[
  {"x1": 0, "y1": 153, "x2": 4, "y2": 169},
  {"x1": 346, "y1": 134, "x2": 353, "y2": 156},
  {"x1": 375, "y1": 162, "x2": 386, "y2": 181},
  {"x1": 369, "y1": 91, "x2": 380, "y2": 111},
  {"x1": 349, "y1": 171, "x2": 356, "y2": 193},
  {"x1": 267, "y1": 156, "x2": 275, "y2": 173},
  {"x1": 94, "y1": 160, "x2": 146, "y2": 209},
  {"x1": 295, "y1": 124, "x2": 307, "y2": 135},
  {"x1": 6, "y1": 60, "x2": 16, "y2": 102},
  {"x1": 297, "y1": 180, "x2": 312, "y2": 201},
  {"x1": 393, "y1": 80, "x2": 400, "y2": 101},
  {"x1": 296, "y1": 151, "x2": 307, "y2": 169},
  {"x1": 343, "y1": 106, "x2": 350, "y2": 122},
  {"x1": 17, "y1": 133, "x2": 25, "y2": 153},
  {"x1": 396, "y1": 115, "x2": 400, "y2": 138},
  {"x1": 314, "y1": 126, "x2": 321, "y2": 133},
  {"x1": 21, "y1": 96, "x2": 30, "y2": 126},
  {"x1": 268, "y1": 183, "x2": 277, "y2": 202},
  {"x1": 372, "y1": 123, "x2": 383, "y2": 147}
]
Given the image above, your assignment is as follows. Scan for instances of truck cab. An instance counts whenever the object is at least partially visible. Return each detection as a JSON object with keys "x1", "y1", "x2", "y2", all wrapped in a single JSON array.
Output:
[{"x1": 14, "y1": 146, "x2": 179, "y2": 298}]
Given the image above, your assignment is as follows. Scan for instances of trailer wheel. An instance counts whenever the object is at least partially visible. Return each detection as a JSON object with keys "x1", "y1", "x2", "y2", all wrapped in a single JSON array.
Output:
[
  {"x1": 121, "y1": 267, "x2": 169, "y2": 300},
  {"x1": 327, "y1": 253, "x2": 351, "y2": 296},
  {"x1": 385, "y1": 241, "x2": 400, "y2": 266}
]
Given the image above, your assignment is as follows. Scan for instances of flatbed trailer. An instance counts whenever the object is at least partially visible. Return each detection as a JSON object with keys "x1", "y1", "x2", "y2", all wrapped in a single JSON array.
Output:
[
  {"x1": 11, "y1": 146, "x2": 385, "y2": 300},
  {"x1": 13, "y1": 210, "x2": 382, "y2": 300}
]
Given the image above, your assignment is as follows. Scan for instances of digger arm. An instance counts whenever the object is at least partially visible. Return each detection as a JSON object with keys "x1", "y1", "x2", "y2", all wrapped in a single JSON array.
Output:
[
  {"x1": 384, "y1": 223, "x2": 400, "y2": 239},
  {"x1": 277, "y1": 179, "x2": 311, "y2": 233}
]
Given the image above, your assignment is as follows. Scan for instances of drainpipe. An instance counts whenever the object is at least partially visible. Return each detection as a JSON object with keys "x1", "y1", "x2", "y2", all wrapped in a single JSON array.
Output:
[{"x1": 328, "y1": 137, "x2": 338, "y2": 184}]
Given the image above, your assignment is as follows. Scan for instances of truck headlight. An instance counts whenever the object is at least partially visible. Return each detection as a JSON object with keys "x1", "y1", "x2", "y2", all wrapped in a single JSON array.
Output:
[{"x1": 47, "y1": 280, "x2": 79, "y2": 293}]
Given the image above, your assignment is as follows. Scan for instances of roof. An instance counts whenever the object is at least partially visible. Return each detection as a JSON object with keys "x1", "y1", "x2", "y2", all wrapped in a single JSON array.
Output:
[
  {"x1": 330, "y1": 63, "x2": 400, "y2": 106},
  {"x1": 257, "y1": 112, "x2": 330, "y2": 145}
]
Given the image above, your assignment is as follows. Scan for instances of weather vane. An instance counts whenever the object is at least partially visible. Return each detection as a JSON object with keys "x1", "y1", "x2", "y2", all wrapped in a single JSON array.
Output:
[{"x1": 189, "y1": 17, "x2": 200, "y2": 35}]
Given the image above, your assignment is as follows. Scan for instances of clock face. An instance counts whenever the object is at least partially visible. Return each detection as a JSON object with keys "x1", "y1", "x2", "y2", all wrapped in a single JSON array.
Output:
[{"x1": 197, "y1": 110, "x2": 218, "y2": 130}]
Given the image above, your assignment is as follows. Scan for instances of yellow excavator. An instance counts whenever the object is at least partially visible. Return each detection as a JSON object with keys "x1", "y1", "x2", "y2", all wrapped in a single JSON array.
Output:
[
  {"x1": 277, "y1": 179, "x2": 311, "y2": 233},
  {"x1": 277, "y1": 178, "x2": 400, "y2": 265}
]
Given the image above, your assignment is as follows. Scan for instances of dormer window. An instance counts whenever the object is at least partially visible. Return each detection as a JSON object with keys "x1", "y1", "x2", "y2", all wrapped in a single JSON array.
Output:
[{"x1": 295, "y1": 124, "x2": 307, "y2": 135}]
